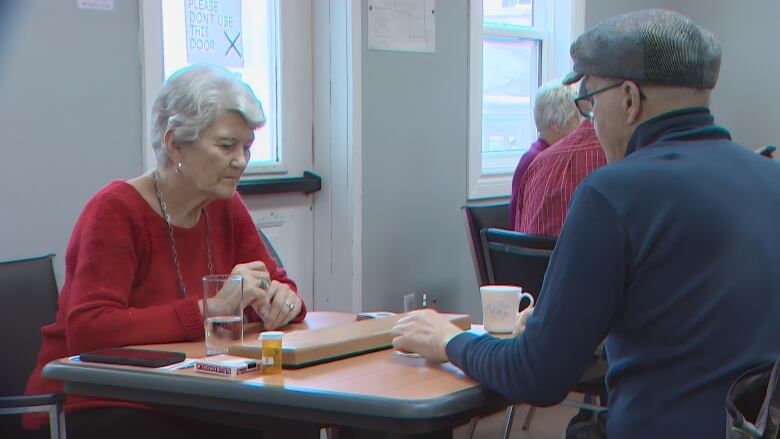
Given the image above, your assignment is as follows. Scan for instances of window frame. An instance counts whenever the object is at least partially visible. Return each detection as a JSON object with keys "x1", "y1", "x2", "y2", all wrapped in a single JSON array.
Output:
[
  {"x1": 139, "y1": 0, "x2": 312, "y2": 179},
  {"x1": 467, "y1": 0, "x2": 583, "y2": 200}
]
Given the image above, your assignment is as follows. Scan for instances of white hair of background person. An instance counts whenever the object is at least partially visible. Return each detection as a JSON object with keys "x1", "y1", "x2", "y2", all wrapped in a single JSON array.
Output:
[
  {"x1": 533, "y1": 78, "x2": 579, "y2": 132},
  {"x1": 150, "y1": 63, "x2": 266, "y2": 164}
]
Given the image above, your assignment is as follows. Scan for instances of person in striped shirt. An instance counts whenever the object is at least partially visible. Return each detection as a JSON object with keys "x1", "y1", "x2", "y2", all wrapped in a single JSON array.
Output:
[
  {"x1": 509, "y1": 79, "x2": 581, "y2": 227},
  {"x1": 513, "y1": 117, "x2": 607, "y2": 236}
]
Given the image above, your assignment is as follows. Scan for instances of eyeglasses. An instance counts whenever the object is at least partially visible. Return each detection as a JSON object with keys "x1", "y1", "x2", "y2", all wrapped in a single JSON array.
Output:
[{"x1": 573, "y1": 81, "x2": 625, "y2": 119}]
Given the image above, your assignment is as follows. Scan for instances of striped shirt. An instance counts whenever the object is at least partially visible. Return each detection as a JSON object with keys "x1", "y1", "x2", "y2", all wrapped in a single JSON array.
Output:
[{"x1": 514, "y1": 120, "x2": 606, "y2": 236}]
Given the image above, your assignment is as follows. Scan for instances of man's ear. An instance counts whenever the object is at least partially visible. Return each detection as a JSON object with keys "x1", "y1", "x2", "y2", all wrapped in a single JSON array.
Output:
[
  {"x1": 163, "y1": 130, "x2": 185, "y2": 164},
  {"x1": 623, "y1": 82, "x2": 642, "y2": 125}
]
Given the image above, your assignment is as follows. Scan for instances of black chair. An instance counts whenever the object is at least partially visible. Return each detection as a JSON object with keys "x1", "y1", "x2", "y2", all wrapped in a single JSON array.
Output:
[
  {"x1": 258, "y1": 228, "x2": 283, "y2": 267},
  {"x1": 480, "y1": 227, "x2": 556, "y2": 301},
  {"x1": 461, "y1": 203, "x2": 510, "y2": 286},
  {"x1": 479, "y1": 229, "x2": 607, "y2": 436},
  {"x1": 0, "y1": 254, "x2": 66, "y2": 438},
  {"x1": 726, "y1": 361, "x2": 779, "y2": 438}
]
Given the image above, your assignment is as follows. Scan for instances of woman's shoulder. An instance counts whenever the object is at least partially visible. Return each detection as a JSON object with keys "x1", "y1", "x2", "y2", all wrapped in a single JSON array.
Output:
[{"x1": 80, "y1": 180, "x2": 151, "y2": 220}]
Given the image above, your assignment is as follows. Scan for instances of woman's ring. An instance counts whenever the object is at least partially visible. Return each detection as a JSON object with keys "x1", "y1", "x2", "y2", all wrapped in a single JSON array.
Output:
[
  {"x1": 259, "y1": 279, "x2": 269, "y2": 290},
  {"x1": 285, "y1": 301, "x2": 295, "y2": 311}
]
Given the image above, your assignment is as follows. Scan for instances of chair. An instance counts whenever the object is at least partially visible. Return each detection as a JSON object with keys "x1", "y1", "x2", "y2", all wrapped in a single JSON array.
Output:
[
  {"x1": 0, "y1": 254, "x2": 66, "y2": 438},
  {"x1": 479, "y1": 229, "x2": 607, "y2": 437},
  {"x1": 480, "y1": 227, "x2": 556, "y2": 300},
  {"x1": 726, "y1": 360, "x2": 779, "y2": 438},
  {"x1": 258, "y1": 228, "x2": 283, "y2": 267},
  {"x1": 461, "y1": 202, "x2": 510, "y2": 286}
]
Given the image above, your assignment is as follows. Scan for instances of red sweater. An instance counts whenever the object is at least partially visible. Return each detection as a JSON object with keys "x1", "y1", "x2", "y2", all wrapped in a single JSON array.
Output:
[{"x1": 24, "y1": 181, "x2": 306, "y2": 429}]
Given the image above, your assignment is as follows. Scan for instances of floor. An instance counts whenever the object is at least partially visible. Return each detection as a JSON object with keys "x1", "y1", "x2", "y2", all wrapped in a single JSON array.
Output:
[{"x1": 453, "y1": 402, "x2": 579, "y2": 439}]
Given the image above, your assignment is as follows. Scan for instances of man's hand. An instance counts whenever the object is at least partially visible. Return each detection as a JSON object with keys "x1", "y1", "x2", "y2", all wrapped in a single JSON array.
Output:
[
  {"x1": 391, "y1": 309, "x2": 464, "y2": 362},
  {"x1": 513, "y1": 306, "x2": 534, "y2": 337}
]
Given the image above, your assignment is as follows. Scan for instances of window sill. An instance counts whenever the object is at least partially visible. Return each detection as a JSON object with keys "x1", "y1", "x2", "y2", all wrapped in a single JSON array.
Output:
[
  {"x1": 238, "y1": 171, "x2": 322, "y2": 196},
  {"x1": 468, "y1": 173, "x2": 512, "y2": 201}
]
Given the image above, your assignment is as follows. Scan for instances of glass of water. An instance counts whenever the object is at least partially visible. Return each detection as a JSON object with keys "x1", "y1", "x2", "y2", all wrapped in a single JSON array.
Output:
[{"x1": 202, "y1": 274, "x2": 244, "y2": 355}]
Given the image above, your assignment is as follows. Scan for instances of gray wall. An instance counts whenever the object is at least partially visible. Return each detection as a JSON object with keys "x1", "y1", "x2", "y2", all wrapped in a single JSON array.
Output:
[
  {"x1": 587, "y1": 0, "x2": 780, "y2": 150},
  {"x1": 585, "y1": 0, "x2": 666, "y2": 24},
  {"x1": 667, "y1": 0, "x2": 780, "y2": 150},
  {"x1": 361, "y1": 0, "x2": 482, "y2": 317},
  {"x1": 358, "y1": 0, "x2": 780, "y2": 320},
  {"x1": 0, "y1": 1, "x2": 142, "y2": 281}
]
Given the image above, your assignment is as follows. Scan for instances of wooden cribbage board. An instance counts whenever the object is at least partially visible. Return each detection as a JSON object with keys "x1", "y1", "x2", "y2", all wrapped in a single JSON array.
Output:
[{"x1": 229, "y1": 313, "x2": 471, "y2": 368}]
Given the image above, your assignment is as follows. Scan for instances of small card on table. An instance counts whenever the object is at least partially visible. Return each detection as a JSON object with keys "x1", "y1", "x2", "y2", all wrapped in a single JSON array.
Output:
[{"x1": 193, "y1": 354, "x2": 259, "y2": 377}]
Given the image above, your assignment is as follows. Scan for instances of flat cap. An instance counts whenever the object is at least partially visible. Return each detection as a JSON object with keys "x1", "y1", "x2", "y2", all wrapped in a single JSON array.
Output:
[{"x1": 563, "y1": 9, "x2": 721, "y2": 89}]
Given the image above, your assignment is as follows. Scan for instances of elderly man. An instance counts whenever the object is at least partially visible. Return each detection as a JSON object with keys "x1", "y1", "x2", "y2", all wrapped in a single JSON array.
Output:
[
  {"x1": 393, "y1": 9, "x2": 780, "y2": 438},
  {"x1": 509, "y1": 79, "x2": 580, "y2": 227},
  {"x1": 514, "y1": 118, "x2": 605, "y2": 235}
]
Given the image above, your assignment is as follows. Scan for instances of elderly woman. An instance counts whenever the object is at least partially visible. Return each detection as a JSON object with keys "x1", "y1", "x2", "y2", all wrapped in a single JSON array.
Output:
[{"x1": 24, "y1": 64, "x2": 306, "y2": 438}]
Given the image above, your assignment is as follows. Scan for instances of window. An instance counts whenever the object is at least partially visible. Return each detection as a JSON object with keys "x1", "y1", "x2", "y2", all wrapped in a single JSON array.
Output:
[
  {"x1": 468, "y1": 0, "x2": 582, "y2": 199},
  {"x1": 141, "y1": 0, "x2": 312, "y2": 177},
  {"x1": 159, "y1": 1, "x2": 277, "y2": 170}
]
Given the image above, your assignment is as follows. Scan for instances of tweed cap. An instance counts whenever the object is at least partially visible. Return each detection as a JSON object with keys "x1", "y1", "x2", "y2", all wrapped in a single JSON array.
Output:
[{"x1": 563, "y1": 9, "x2": 721, "y2": 89}]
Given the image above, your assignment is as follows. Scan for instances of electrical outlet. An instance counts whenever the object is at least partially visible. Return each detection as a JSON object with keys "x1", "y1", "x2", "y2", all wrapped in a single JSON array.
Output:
[{"x1": 403, "y1": 293, "x2": 416, "y2": 312}]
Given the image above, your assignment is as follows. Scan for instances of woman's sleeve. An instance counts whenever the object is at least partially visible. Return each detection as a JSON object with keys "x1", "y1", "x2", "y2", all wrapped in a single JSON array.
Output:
[
  {"x1": 232, "y1": 195, "x2": 307, "y2": 322},
  {"x1": 64, "y1": 194, "x2": 205, "y2": 355}
]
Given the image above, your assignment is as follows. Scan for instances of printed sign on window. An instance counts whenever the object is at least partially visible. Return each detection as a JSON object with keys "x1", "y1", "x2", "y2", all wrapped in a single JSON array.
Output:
[
  {"x1": 78, "y1": 0, "x2": 114, "y2": 12},
  {"x1": 185, "y1": 0, "x2": 244, "y2": 68}
]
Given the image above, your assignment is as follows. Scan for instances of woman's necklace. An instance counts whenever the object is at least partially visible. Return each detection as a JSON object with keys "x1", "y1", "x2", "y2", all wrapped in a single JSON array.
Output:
[{"x1": 152, "y1": 170, "x2": 214, "y2": 298}]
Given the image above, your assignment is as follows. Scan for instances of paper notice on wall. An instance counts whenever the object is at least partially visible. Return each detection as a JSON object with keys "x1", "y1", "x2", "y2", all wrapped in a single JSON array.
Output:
[
  {"x1": 185, "y1": 0, "x2": 244, "y2": 68},
  {"x1": 368, "y1": 0, "x2": 435, "y2": 53},
  {"x1": 77, "y1": 0, "x2": 114, "y2": 11}
]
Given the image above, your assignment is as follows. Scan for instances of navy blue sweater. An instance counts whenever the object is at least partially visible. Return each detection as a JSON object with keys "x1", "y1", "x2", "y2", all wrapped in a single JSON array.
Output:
[{"x1": 447, "y1": 108, "x2": 780, "y2": 438}]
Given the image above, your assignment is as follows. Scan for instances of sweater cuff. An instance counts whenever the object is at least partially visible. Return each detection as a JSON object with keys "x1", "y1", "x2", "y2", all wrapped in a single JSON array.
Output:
[
  {"x1": 445, "y1": 332, "x2": 480, "y2": 369},
  {"x1": 174, "y1": 297, "x2": 204, "y2": 340},
  {"x1": 292, "y1": 299, "x2": 308, "y2": 323}
]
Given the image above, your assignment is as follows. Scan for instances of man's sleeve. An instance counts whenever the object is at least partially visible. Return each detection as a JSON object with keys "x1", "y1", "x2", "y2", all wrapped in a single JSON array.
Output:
[{"x1": 446, "y1": 183, "x2": 629, "y2": 405}]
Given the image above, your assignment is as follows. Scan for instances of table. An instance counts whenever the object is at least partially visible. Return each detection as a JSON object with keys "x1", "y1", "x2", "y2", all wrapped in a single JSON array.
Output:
[{"x1": 43, "y1": 312, "x2": 508, "y2": 438}]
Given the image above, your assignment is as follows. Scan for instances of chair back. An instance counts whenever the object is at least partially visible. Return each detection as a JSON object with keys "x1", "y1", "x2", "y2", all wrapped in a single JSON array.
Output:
[
  {"x1": 462, "y1": 203, "x2": 510, "y2": 285},
  {"x1": 259, "y1": 228, "x2": 283, "y2": 268},
  {"x1": 0, "y1": 254, "x2": 59, "y2": 396},
  {"x1": 726, "y1": 359, "x2": 780, "y2": 439},
  {"x1": 480, "y1": 228, "x2": 556, "y2": 299}
]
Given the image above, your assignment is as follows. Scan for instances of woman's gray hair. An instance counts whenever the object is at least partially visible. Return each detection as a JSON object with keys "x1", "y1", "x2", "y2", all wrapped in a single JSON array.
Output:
[
  {"x1": 151, "y1": 63, "x2": 265, "y2": 161},
  {"x1": 533, "y1": 78, "x2": 579, "y2": 131}
]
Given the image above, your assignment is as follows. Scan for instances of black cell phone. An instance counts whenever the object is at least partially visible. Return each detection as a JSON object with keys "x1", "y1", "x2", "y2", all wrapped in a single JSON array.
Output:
[{"x1": 79, "y1": 347, "x2": 186, "y2": 368}]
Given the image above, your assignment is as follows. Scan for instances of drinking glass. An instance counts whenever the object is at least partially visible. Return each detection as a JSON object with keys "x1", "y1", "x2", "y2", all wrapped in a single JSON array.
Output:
[{"x1": 202, "y1": 274, "x2": 244, "y2": 355}]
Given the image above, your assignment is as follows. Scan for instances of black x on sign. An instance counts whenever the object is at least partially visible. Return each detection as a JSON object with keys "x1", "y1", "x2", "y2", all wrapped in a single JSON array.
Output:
[{"x1": 225, "y1": 31, "x2": 242, "y2": 58}]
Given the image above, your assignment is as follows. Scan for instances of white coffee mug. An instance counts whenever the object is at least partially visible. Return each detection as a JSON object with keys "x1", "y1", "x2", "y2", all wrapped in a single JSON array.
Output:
[{"x1": 480, "y1": 285, "x2": 535, "y2": 333}]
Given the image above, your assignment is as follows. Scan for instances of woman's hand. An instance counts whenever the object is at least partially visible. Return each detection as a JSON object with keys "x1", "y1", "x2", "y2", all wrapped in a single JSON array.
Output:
[
  {"x1": 205, "y1": 261, "x2": 271, "y2": 316},
  {"x1": 258, "y1": 281, "x2": 302, "y2": 330}
]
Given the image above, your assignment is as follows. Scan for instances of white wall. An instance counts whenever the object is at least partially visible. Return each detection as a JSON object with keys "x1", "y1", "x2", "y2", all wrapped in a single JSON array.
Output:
[
  {"x1": 586, "y1": 0, "x2": 780, "y2": 150},
  {"x1": 359, "y1": 0, "x2": 482, "y2": 317},
  {"x1": 0, "y1": 1, "x2": 143, "y2": 283},
  {"x1": 666, "y1": 0, "x2": 780, "y2": 151},
  {"x1": 0, "y1": 2, "x2": 317, "y2": 304},
  {"x1": 4, "y1": 0, "x2": 777, "y2": 318}
]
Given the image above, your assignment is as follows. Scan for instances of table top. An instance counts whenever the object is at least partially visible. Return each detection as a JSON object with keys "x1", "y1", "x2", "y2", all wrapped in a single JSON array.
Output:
[{"x1": 43, "y1": 312, "x2": 504, "y2": 429}]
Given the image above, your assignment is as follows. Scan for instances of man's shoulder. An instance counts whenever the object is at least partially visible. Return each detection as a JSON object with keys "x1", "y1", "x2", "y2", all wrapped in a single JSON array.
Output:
[
  {"x1": 536, "y1": 125, "x2": 602, "y2": 159},
  {"x1": 527, "y1": 134, "x2": 604, "y2": 178}
]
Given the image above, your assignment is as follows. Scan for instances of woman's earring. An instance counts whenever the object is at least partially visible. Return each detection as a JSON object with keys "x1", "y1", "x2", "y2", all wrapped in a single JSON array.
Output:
[{"x1": 176, "y1": 162, "x2": 183, "y2": 174}]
